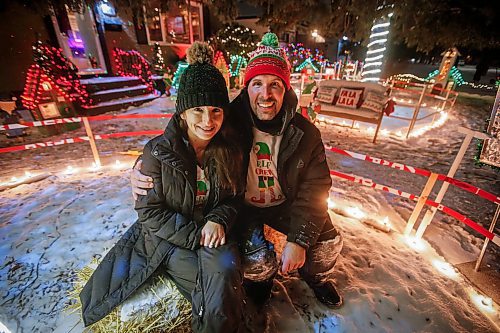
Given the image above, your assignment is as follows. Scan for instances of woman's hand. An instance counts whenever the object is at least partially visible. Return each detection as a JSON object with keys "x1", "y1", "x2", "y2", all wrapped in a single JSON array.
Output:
[{"x1": 200, "y1": 221, "x2": 226, "y2": 248}]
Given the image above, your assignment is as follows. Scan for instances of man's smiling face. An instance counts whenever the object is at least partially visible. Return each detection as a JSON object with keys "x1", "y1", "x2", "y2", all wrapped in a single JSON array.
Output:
[{"x1": 247, "y1": 74, "x2": 286, "y2": 120}]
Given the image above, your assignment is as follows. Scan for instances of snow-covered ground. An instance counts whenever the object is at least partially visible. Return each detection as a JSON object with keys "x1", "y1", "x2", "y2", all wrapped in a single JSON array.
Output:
[{"x1": 0, "y1": 93, "x2": 499, "y2": 333}]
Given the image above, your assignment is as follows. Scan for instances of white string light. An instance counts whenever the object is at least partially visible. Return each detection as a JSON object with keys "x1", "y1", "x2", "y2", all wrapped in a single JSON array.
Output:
[{"x1": 362, "y1": 13, "x2": 392, "y2": 82}]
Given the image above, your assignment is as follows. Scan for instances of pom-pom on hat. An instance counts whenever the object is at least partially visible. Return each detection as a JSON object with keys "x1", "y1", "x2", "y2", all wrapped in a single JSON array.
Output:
[
  {"x1": 244, "y1": 32, "x2": 291, "y2": 90},
  {"x1": 176, "y1": 42, "x2": 229, "y2": 114}
]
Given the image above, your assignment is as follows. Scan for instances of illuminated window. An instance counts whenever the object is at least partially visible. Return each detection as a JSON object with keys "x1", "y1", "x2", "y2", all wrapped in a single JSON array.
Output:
[{"x1": 145, "y1": 1, "x2": 203, "y2": 45}]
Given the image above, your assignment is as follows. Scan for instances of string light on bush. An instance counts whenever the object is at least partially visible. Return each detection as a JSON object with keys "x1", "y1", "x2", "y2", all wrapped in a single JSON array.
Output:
[
  {"x1": 171, "y1": 62, "x2": 188, "y2": 89},
  {"x1": 229, "y1": 55, "x2": 248, "y2": 77}
]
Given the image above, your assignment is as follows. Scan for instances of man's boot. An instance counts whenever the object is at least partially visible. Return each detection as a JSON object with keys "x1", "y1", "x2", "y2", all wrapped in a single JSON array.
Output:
[{"x1": 307, "y1": 279, "x2": 343, "y2": 308}]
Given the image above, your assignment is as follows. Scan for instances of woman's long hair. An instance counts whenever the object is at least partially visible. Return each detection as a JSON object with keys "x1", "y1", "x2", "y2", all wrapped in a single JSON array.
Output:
[{"x1": 180, "y1": 109, "x2": 244, "y2": 195}]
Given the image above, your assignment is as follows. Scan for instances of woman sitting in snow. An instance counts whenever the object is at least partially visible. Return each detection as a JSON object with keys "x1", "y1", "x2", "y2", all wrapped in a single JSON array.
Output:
[{"x1": 79, "y1": 42, "x2": 246, "y2": 332}]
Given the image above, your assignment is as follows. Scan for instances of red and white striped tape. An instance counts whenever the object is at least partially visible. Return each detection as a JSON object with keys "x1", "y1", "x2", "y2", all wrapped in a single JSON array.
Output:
[
  {"x1": 0, "y1": 114, "x2": 173, "y2": 131},
  {"x1": 326, "y1": 145, "x2": 500, "y2": 205},
  {"x1": 330, "y1": 169, "x2": 499, "y2": 246},
  {"x1": 0, "y1": 130, "x2": 163, "y2": 153}
]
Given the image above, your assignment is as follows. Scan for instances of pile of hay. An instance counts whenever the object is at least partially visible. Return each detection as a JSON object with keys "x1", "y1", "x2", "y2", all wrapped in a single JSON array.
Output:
[{"x1": 67, "y1": 260, "x2": 192, "y2": 333}]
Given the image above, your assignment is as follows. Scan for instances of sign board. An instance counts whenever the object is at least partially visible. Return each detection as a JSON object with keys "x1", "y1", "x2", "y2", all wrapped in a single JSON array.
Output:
[
  {"x1": 479, "y1": 86, "x2": 500, "y2": 167},
  {"x1": 39, "y1": 103, "x2": 61, "y2": 119}
]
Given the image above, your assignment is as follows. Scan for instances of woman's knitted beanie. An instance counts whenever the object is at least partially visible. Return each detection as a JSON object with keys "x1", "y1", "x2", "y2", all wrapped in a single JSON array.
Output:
[{"x1": 176, "y1": 42, "x2": 229, "y2": 114}]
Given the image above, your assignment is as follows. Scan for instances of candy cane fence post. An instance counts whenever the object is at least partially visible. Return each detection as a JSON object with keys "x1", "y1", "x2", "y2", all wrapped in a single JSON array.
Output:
[
  {"x1": 82, "y1": 117, "x2": 101, "y2": 167},
  {"x1": 404, "y1": 172, "x2": 439, "y2": 236},
  {"x1": 475, "y1": 205, "x2": 499, "y2": 271},
  {"x1": 415, "y1": 127, "x2": 490, "y2": 239}
]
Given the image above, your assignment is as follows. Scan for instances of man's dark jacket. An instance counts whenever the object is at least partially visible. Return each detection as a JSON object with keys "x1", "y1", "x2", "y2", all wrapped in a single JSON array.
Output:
[
  {"x1": 79, "y1": 115, "x2": 241, "y2": 326},
  {"x1": 229, "y1": 88, "x2": 332, "y2": 249}
]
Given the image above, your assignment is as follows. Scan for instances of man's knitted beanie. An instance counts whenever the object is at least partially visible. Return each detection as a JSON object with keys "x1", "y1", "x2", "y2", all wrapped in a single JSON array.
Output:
[
  {"x1": 176, "y1": 42, "x2": 229, "y2": 114},
  {"x1": 244, "y1": 32, "x2": 291, "y2": 90}
]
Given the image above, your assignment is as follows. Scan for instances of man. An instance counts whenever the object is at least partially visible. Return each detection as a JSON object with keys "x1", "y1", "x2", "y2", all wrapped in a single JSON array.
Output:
[{"x1": 132, "y1": 33, "x2": 343, "y2": 308}]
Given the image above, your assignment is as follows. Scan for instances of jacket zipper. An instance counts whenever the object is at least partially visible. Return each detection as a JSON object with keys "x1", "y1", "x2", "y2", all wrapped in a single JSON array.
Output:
[{"x1": 197, "y1": 251, "x2": 205, "y2": 318}]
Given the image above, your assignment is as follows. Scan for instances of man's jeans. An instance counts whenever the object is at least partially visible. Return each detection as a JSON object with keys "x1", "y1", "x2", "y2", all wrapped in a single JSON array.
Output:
[{"x1": 236, "y1": 204, "x2": 343, "y2": 285}]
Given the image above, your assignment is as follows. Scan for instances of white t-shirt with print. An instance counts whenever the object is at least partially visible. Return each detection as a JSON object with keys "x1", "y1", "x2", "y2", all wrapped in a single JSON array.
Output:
[
  {"x1": 194, "y1": 165, "x2": 209, "y2": 222},
  {"x1": 244, "y1": 127, "x2": 286, "y2": 207}
]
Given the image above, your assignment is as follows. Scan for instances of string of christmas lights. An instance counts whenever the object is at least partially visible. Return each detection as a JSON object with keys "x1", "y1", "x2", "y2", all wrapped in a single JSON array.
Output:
[
  {"x1": 112, "y1": 48, "x2": 154, "y2": 92},
  {"x1": 285, "y1": 43, "x2": 330, "y2": 70},
  {"x1": 229, "y1": 55, "x2": 247, "y2": 77},
  {"x1": 171, "y1": 62, "x2": 188, "y2": 89},
  {"x1": 362, "y1": 12, "x2": 393, "y2": 82},
  {"x1": 22, "y1": 41, "x2": 92, "y2": 112}
]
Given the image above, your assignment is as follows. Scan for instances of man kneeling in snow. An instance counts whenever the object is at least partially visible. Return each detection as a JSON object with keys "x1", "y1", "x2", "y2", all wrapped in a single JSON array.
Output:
[{"x1": 132, "y1": 33, "x2": 344, "y2": 309}]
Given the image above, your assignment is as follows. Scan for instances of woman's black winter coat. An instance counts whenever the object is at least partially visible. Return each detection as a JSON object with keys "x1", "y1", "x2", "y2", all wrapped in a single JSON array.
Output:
[{"x1": 79, "y1": 115, "x2": 241, "y2": 326}]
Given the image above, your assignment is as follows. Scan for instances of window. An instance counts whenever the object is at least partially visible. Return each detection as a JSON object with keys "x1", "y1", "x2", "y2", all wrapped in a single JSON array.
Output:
[{"x1": 145, "y1": 1, "x2": 203, "y2": 45}]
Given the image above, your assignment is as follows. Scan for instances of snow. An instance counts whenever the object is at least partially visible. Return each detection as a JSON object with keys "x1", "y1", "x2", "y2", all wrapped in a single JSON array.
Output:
[{"x1": 0, "y1": 93, "x2": 499, "y2": 332}]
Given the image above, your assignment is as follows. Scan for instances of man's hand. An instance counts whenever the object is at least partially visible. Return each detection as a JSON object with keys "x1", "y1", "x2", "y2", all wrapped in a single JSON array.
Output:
[
  {"x1": 131, "y1": 160, "x2": 154, "y2": 200},
  {"x1": 200, "y1": 221, "x2": 226, "y2": 248},
  {"x1": 280, "y1": 241, "x2": 306, "y2": 274}
]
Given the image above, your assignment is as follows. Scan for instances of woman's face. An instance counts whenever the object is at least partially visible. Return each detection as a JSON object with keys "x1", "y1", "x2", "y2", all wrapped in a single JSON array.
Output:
[{"x1": 180, "y1": 106, "x2": 224, "y2": 143}]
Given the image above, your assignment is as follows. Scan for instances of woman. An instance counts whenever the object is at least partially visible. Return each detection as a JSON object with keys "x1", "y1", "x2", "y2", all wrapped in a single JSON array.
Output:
[{"x1": 80, "y1": 42, "x2": 245, "y2": 332}]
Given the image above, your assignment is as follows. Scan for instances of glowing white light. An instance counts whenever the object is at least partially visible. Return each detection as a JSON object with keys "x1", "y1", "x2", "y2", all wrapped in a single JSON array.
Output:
[
  {"x1": 380, "y1": 129, "x2": 390, "y2": 136},
  {"x1": 113, "y1": 160, "x2": 123, "y2": 170},
  {"x1": 327, "y1": 198, "x2": 336, "y2": 209},
  {"x1": 381, "y1": 216, "x2": 391, "y2": 227},
  {"x1": 371, "y1": 22, "x2": 390, "y2": 30},
  {"x1": 89, "y1": 162, "x2": 102, "y2": 171},
  {"x1": 369, "y1": 30, "x2": 389, "y2": 38},
  {"x1": 362, "y1": 69, "x2": 382, "y2": 75},
  {"x1": 345, "y1": 206, "x2": 366, "y2": 219},
  {"x1": 367, "y1": 47, "x2": 387, "y2": 54},
  {"x1": 403, "y1": 235, "x2": 427, "y2": 252},
  {"x1": 65, "y1": 165, "x2": 75, "y2": 174},
  {"x1": 388, "y1": 12, "x2": 394, "y2": 18},
  {"x1": 361, "y1": 77, "x2": 380, "y2": 82},
  {"x1": 342, "y1": 36, "x2": 349, "y2": 41},
  {"x1": 367, "y1": 39, "x2": 387, "y2": 48},
  {"x1": 431, "y1": 259, "x2": 459, "y2": 279},
  {"x1": 363, "y1": 62, "x2": 383, "y2": 69},
  {"x1": 10, "y1": 176, "x2": 17, "y2": 182},
  {"x1": 469, "y1": 291, "x2": 496, "y2": 314},
  {"x1": 395, "y1": 130, "x2": 403, "y2": 137},
  {"x1": 24, "y1": 171, "x2": 32, "y2": 178},
  {"x1": 366, "y1": 127, "x2": 375, "y2": 133},
  {"x1": 365, "y1": 54, "x2": 384, "y2": 62}
]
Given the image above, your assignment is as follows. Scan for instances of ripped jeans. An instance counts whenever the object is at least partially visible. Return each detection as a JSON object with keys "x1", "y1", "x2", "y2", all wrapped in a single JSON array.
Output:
[{"x1": 236, "y1": 204, "x2": 343, "y2": 285}]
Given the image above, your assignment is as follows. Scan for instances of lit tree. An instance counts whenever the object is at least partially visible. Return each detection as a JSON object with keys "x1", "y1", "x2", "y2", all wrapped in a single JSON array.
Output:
[{"x1": 208, "y1": 23, "x2": 259, "y2": 57}]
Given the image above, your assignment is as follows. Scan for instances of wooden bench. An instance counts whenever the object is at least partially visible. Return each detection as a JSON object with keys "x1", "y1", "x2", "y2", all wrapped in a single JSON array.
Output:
[{"x1": 314, "y1": 80, "x2": 389, "y2": 143}]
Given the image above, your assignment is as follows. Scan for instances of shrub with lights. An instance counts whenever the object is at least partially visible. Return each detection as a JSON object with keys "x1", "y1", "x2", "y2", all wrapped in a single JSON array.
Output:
[{"x1": 208, "y1": 23, "x2": 258, "y2": 57}]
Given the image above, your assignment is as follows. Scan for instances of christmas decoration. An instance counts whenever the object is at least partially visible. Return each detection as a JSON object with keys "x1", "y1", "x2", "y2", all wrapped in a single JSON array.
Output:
[
  {"x1": 426, "y1": 66, "x2": 464, "y2": 87},
  {"x1": 295, "y1": 58, "x2": 319, "y2": 72},
  {"x1": 213, "y1": 51, "x2": 230, "y2": 86},
  {"x1": 208, "y1": 23, "x2": 258, "y2": 57},
  {"x1": 151, "y1": 42, "x2": 165, "y2": 74},
  {"x1": 22, "y1": 41, "x2": 92, "y2": 115},
  {"x1": 362, "y1": 11, "x2": 393, "y2": 82},
  {"x1": 285, "y1": 43, "x2": 329, "y2": 72},
  {"x1": 171, "y1": 62, "x2": 188, "y2": 89},
  {"x1": 113, "y1": 48, "x2": 154, "y2": 92},
  {"x1": 229, "y1": 55, "x2": 247, "y2": 77}
]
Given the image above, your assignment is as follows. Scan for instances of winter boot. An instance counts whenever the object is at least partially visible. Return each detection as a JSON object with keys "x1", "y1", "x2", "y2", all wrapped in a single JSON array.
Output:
[{"x1": 308, "y1": 280, "x2": 343, "y2": 308}]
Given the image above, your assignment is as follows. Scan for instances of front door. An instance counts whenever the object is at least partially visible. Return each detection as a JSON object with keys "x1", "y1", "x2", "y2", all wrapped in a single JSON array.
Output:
[{"x1": 51, "y1": 5, "x2": 107, "y2": 75}]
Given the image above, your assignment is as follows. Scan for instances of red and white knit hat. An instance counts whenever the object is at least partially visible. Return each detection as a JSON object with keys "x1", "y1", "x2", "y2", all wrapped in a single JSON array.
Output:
[{"x1": 244, "y1": 32, "x2": 291, "y2": 90}]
